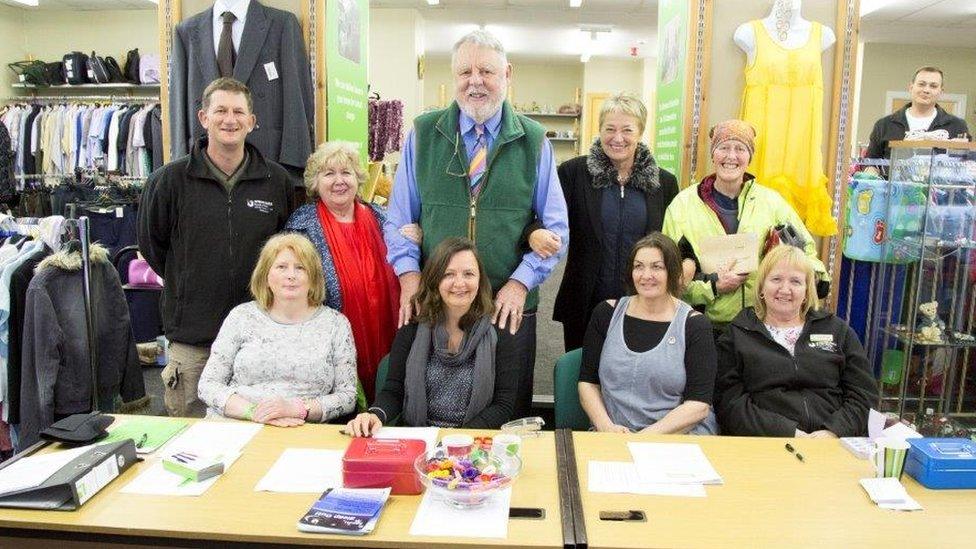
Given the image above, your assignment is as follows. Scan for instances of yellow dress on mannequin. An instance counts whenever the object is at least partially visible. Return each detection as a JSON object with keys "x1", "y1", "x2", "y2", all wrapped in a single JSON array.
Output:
[{"x1": 740, "y1": 20, "x2": 837, "y2": 236}]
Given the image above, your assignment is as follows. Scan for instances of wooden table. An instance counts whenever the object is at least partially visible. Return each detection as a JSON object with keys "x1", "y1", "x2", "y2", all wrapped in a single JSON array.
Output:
[
  {"x1": 0, "y1": 420, "x2": 564, "y2": 548},
  {"x1": 572, "y1": 431, "x2": 974, "y2": 548}
]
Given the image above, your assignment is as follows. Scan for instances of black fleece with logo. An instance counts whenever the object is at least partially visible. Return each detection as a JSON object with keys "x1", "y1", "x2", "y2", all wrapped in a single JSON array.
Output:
[
  {"x1": 715, "y1": 308, "x2": 879, "y2": 437},
  {"x1": 138, "y1": 136, "x2": 294, "y2": 346}
]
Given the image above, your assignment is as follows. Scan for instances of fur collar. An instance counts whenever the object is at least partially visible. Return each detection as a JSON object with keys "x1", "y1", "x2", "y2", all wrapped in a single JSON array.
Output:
[
  {"x1": 586, "y1": 140, "x2": 660, "y2": 193},
  {"x1": 37, "y1": 243, "x2": 109, "y2": 273}
]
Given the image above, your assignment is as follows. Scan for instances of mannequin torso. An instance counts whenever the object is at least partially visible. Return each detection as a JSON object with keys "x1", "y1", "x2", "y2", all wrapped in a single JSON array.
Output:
[{"x1": 733, "y1": 0, "x2": 835, "y2": 65}]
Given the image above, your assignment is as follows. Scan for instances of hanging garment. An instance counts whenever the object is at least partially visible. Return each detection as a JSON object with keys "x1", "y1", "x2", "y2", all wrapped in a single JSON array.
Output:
[
  {"x1": 739, "y1": 20, "x2": 837, "y2": 236},
  {"x1": 19, "y1": 243, "x2": 146, "y2": 448},
  {"x1": 169, "y1": 0, "x2": 315, "y2": 170}
]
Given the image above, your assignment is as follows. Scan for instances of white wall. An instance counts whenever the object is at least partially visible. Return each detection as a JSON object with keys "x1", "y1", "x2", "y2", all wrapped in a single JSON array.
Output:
[
  {"x1": 581, "y1": 57, "x2": 644, "y2": 145},
  {"x1": 641, "y1": 56, "x2": 657, "y2": 145},
  {"x1": 0, "y1": 4, "x2": 26, "y2": 97},
  {"x1": 0, "y1": 6, "x2": 158, "y2": 98},
  {"x1": 369, "y1": 8, "x2": 424, "y2": 132},
  {"x1": 856, "y1": 42, "x2": 976, "y2": 146}
]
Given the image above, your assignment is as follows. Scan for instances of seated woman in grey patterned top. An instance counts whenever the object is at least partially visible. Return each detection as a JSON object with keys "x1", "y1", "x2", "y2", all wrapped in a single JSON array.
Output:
[
  {"x1": 345, "y1": 237, "x2": 520, "y2": 436},
  {"x1": 198, "y1": 233, "x2": 358, "y2": 426}
]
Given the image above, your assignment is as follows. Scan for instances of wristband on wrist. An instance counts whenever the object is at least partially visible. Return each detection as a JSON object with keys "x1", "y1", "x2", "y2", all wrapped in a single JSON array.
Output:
[
  {"x1": 298, "y1": 398, "x2": 310, "y2": 421},
  {"x1": 243, "y1": 403, "x2": 257, "y2": 421}
]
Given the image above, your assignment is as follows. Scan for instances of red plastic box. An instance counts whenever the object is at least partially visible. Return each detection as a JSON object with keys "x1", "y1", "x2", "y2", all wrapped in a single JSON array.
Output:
[{"x1": 342, "y1": 438, "x2": 426, "y2": 495}]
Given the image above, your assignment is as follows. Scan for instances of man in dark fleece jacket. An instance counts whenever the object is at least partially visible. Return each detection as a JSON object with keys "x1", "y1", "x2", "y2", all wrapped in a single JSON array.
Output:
[{"x1": 138, "y1": 78, "x2": 293, "y2": 417}]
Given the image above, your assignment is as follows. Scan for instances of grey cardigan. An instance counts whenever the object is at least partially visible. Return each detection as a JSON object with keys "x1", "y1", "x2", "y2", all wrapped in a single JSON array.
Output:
[{"x1": 169, "y1": 0, "x2": 314, "y2": 169}]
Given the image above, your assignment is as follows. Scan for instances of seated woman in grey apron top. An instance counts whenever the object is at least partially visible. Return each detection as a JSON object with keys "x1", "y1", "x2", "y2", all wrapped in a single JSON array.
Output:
[{"x1": 578, "y1": 232, "x2": 719, "y2": 435}]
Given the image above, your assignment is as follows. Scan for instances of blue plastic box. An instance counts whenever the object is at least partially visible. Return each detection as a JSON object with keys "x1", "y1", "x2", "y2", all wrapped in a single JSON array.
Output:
[{"x1": 904, "y1": 438, "x2": 976, "y2": 489}]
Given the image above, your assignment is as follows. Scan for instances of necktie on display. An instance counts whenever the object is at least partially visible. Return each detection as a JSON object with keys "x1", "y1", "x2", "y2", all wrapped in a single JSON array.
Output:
[
  {"x1": 217, "y1": 11, "x2": 237, "y2": 77},
  {"x1": 468, "y1": 124, "x2": 487, "y2": 191}
]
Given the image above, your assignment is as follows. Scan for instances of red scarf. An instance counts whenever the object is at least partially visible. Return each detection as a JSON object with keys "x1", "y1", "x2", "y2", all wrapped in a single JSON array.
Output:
[{"x1": 317, "y1": 200, "x2": 400, "y2": 401}]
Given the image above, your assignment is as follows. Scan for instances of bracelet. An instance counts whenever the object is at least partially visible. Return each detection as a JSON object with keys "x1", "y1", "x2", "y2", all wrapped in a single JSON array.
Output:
[
  {"x1": 243, "y1": 403, "x2": 257, "y2": 421},
  {"x1": 298, "y1": 398, "x2": 310, "y2": 421}
]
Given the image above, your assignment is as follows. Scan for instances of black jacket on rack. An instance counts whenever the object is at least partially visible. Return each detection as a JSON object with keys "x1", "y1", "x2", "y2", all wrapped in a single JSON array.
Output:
[
  {"x1": 5, "y1": 245, "x2": 49, "y2": 426},
  {"x1": 19, "y1": 244, "x2": 146, "y2": 448}
]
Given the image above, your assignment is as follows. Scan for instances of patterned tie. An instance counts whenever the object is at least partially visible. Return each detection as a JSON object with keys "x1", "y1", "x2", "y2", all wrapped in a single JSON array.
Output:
[
  {"x1": 468, "y1": 124, "x2": 487, "y2": 190},
  {"x1": 217, "y1": 11, "x2": 237, "y2": 77}
]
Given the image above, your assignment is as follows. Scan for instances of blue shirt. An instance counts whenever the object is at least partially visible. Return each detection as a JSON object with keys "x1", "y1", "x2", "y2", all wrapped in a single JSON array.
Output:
[{"x1": 384, "y1": 105, "x2": 569, "y2": 291}]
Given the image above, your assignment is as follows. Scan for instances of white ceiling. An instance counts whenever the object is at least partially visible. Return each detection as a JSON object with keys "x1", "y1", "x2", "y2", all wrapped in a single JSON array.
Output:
[
  {"x1": 371, "y1": 0, "x2": 658, "y2": 62},
  {"x1": 2, "y1": 0, "x2": 975, "y2": 49},
  {"x1": 0, "y1": 0, "x2": 153, "y2": 10},
  {"x1": 860, "y1": 0, "x2": 976, "y2": 47}
]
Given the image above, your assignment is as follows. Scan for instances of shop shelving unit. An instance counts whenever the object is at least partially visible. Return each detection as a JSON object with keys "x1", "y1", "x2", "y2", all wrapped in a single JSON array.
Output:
[{"x1": 867, "y1": 140, "x2": 976, "y2": 419}]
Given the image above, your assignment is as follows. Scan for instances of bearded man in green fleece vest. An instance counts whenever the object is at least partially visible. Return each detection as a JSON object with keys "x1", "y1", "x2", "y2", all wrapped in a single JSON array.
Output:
[{"x1": 383, "y1": 30, "x2": 570, "y2": 419}]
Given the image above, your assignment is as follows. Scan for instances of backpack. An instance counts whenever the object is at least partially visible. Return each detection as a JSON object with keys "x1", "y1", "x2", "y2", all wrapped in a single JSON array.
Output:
[
  {"x1": 124, "y1": 48, "x2": 140, "y2": 84},
  {"x1": 88, "y1": 51, "x2": 111, "y2": 84},
  {"x1": 104, "y1": 56, "x2": 126, "y2": 83},
  {"x1": 139, "y1": 53, "x2": 160, "y2": 84},
  {"x1": 63, "y1": 51, "x2": 90, "y2": 84}
]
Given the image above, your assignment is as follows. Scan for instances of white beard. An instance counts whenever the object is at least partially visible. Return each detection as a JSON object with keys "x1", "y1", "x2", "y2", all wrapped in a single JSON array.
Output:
[{"x1": 458, "y1": 95, "x2": 504, "y2": 124}]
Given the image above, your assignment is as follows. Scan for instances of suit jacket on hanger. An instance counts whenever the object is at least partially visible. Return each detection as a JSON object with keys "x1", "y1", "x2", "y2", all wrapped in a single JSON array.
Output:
[{"x1": 169, "y1": 0, "x2": 314, "y2": 169}]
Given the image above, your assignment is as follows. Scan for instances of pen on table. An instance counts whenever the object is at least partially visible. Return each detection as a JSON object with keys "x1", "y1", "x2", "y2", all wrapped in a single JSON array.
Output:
[
  {"x1": 136, "y1": 433, "x2": 148, "y2": 449},
  {"x1": 784, "y1": 442, "x2": 804, "y2": 463}
]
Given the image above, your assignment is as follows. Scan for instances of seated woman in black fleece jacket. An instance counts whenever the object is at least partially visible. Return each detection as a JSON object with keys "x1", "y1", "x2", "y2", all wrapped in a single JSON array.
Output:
[
  {"x1": 716, "y1": 245, "x2": 878, "y2": 438},
  {"x1": 345, "y1": 238, "x2": 518, "y2": 436}
]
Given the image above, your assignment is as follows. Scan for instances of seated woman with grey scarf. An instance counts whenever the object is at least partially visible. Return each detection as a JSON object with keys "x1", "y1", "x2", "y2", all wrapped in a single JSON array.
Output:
[{"x1": 345, "y1": 237, "x2": 519, "y2": 436}]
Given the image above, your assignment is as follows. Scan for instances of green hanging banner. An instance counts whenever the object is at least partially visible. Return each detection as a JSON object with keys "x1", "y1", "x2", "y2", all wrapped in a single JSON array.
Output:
[
  {"x1": 326, "y1": 0, "x2": 369, "y2": 161},
  {"x1": 654, "y1": 0, "x2": 690, "y2": 183}
]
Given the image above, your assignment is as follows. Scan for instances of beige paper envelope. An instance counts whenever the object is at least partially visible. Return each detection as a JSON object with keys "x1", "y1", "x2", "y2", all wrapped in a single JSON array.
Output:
[{"x1": 698, "y1": 233, "x2": 759, "y2": 274}]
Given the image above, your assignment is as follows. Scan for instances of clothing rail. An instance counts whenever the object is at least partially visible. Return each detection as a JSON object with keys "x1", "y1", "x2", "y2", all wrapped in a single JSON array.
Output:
[{"x1": 1, "y1": 95, "x2": 159, "y2": 103}]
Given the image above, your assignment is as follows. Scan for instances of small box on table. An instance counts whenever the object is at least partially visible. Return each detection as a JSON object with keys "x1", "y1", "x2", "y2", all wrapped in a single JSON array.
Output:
[{"x1": 342, "y1": 438, "x2": 426, "y2": 495}]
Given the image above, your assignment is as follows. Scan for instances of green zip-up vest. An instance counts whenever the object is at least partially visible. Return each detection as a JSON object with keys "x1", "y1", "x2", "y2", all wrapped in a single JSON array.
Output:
[{"x1": 414, "y1": 101, "x2": 544, "y2": 310}]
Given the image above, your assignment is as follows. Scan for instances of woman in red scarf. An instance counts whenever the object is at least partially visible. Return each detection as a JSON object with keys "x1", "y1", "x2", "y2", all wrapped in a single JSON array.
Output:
[{"x1": 286, "y1": 142, "x2": 401, "y2": 405}]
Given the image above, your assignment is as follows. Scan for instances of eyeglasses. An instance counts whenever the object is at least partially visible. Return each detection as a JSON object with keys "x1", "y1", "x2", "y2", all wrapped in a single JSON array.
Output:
[
  {"x1": 445, "y1": 131, "x2": 491, "y2": 180},
  {"x1": 444, "y1": 132, "x2": 466, "y2": 178}
]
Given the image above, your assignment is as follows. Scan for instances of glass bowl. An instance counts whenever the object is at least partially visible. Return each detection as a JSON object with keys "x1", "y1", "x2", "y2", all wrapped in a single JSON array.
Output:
[{"x1": 414, "y1": 446, "x2": 522, "y2": 508}]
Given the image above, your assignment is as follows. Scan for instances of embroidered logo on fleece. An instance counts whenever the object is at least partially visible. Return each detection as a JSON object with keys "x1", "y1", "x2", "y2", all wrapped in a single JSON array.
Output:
[{"x1": 246, "y1": 199, "x2": 274, "y2": 214}]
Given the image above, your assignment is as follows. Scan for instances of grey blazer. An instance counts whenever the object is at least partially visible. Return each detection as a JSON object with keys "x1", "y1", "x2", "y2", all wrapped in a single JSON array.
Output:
[{"x1": 169, "y1": 0, "x2": 314, "y2": 168}]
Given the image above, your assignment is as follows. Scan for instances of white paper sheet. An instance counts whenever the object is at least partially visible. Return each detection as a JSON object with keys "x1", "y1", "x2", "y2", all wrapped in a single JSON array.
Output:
[
  {"x1": 587, "y1": 461, "x2": 706, "y2": 497},
  {"x1": 409, "y1": 487, "x2": 512, "y2": 538},
  {"x1": 121, "y1": 421, "x2": 261, "y2": 496},
  {"x1": 868, "y1": 408, "x2": 922, "y2": 442},
  {"x1": 860, "y1": 477, "x2": 924, "y2": 511},
  {"x1": 881, "y1": 422, "x2": 923, "y2": 442},
  {"x1": 0, "y1": 445, "x2": 93, "y2": 495},
  {"x1": 627, "y1": 442, "x2": 723, "y2": 485},
  {"x1": 868, "y1": 408, "x2": 887, "y2": 440},
  {"x1": 374, "y1": 426, "x2": 440, "y2": 452},
  {"x1": 254, "y1": 448, "x2": 344, "y2": 493}
]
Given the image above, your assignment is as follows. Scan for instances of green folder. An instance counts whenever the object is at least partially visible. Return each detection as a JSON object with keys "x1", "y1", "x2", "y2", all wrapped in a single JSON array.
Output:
[{"x1": 103, "y1": 417, "x2": 189, "y2": 454}]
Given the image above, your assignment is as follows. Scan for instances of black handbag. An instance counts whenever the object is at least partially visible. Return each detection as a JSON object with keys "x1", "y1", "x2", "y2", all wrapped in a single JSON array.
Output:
[
  {"x1": 63, "y1": 51, "x2": 90, "y2": 84},
  {"x1": 104, "y1": 56, "x2": 126, "y2": 83},
  {"x1": 89, "y1": 51, "x2": 111, "y2": 84},
  {"x1": 124, "y1": 48, "x2": 140, "y2": 84},
  {"x1": 44, "y1": 61, "x2": 66, "y2": 85}
]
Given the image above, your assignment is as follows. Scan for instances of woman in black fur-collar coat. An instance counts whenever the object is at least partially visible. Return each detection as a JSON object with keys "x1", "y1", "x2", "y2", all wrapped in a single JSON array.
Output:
[{"x1": 535, "y1": 93, "x2": 678, "y2": 351}]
